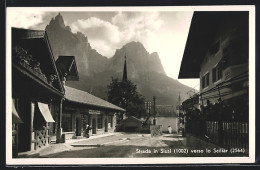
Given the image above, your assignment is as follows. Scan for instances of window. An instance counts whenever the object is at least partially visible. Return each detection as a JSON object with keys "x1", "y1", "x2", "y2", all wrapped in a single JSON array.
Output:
[
  {"x1": 212, "y1": 68, "x2": 216, "y2": 82},
  {"x1": 202, "y1": 72, "x2": 209, "y2": 89},
  {"x1": 212, "y1": 62, "x2": 223, "y2": 83},
  {"x1": 217, "y1": 64, "x2": 223, "y2": 80},
  {"x1": 202, "y1": 76, "x2": 205, "y2": 89},
  {"x1": 97, "y1": 115, "x2": 102, "y2": 129},
  {"x1": 206, "y1": 73, "x2": 209, "y2": 87}
]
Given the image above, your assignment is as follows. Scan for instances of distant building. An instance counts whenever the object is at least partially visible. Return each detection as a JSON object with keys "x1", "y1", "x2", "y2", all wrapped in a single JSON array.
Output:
[
  {"x1": 119, "y1": 116, "x2": 143, "y2": 132},
  {"x1": 154, "y1": 105, "x2": 178, "y2": 133}
]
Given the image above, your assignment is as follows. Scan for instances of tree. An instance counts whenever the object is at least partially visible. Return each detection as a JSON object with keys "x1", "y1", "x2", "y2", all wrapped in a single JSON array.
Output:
[{"x1": 107, "y1": 77, "x2": 146, "y2": 120}]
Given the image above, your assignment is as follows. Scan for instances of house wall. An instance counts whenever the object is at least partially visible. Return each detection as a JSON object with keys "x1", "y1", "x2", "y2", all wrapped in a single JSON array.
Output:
[
  {"x1": 89, "y1": 112, "x2": 117, "y2": 135},
  {"x1": 199, "y1": 20, "x2": 248, "y2": 105},
  {"x1": 51, "y1": 104, "x2": 118, "y2": 140},
  {"x1": 156, "y1": 117, "x2": 178, "y2": 133}
]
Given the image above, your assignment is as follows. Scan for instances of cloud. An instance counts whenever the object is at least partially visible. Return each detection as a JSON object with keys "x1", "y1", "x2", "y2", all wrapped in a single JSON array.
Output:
[
  {"x1": 60, "y1": 11, "x2": 193, "y2": 85},
  {"x1": 112, "y1": 12, "x2": 164, "y2": 47},
  {"x1": 112, "y1": 12, "x2": 163, "y2": 31},
  {"x1": 69, "y1": 12, "x2": 164, "y2": 57},
  {"x1": 70, "y1": 17, "x2": 120, "y2": 57},
  {"x1": 8, "y1": 9, "x2": 47, "y2": 29}
]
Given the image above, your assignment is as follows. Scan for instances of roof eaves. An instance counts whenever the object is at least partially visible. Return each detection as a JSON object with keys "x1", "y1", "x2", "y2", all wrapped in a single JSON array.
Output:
[
  {"x1": 44, "y1": 31, "x2": 65, "y2": 95},
  {"x1": 64, "y1": 86, "x2": 125, "y2": 112}
]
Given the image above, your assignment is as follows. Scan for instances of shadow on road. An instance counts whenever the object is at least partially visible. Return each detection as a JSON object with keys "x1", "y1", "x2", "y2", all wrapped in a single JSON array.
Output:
[{"x1": 37, "y1": 134, "x2": 248, "y2": 158}]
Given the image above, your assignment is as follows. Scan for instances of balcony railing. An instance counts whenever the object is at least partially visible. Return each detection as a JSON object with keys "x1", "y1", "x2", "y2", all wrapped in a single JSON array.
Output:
[{"x1": 13, "y1": 45, "x2": 58, "y2": 85}]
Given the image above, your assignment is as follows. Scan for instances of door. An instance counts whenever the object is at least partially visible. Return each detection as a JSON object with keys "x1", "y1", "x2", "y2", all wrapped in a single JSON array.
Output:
[
  {"x1": 76, "y1": 117, "x2": 81, "y2": 136},
  {"x1": 92, "y1": 118, "x2": 96, "y2": 134}
]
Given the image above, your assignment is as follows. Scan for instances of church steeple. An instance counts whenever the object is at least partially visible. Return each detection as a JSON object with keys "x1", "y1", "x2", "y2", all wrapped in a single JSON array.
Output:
[{"x1": 123, "y1": 53, "x2": 127, "y2": 81}]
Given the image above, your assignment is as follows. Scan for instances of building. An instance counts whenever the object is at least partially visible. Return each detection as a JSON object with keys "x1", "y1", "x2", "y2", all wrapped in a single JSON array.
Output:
[
  {"x1": 179, "y1": 11, "x2": 248, "y2": 108},
  {"x1": 178, "y1": 11, "x2": 249, "y2": 149},
  {"x1": 12, "y1": 28, "x2": 64, "y2": 157},
  {"x1": 53, "y1": 86, "x2": 125, "y2": 140},
  {"x1": 11, "y1": 28, "x2": 125, "y2": 158},
  {"x1": 119, "y1": 116, "x2": 143, "y2": 132},
  {"x1": 155, "y1": 105, "x2": 178, "y2": 133},
  {"x1": 50, "y1": 54, "x2": 125, "y2": 142}
]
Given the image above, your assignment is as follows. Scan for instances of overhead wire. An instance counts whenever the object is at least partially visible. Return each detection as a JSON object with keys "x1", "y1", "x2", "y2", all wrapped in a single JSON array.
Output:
[{"x1": 183, "y1": 71, "x2": 248, "y2": 104}]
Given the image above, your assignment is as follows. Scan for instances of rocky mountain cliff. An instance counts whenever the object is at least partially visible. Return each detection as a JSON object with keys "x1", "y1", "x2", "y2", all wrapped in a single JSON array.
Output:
[
  {"x1": 45, "y1": 13, "x2": 109, "y2": 76},
  {"x1": 108, "y1": 41, "x2": 166, "y2": 80},
  {"x1": 45, "y1": 14, "x2": 194, "y2": 106}
]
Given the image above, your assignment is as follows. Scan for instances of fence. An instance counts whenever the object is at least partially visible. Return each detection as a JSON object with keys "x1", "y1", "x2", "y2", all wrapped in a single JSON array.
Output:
[
  {"x1": 206, "y1": 121, "x2": 248, "y2": 149},
  {"x1": 33, "y1": 126, "x2": 50, "y2": 150},
  {"x1": 222, "y1": 121, "x2": 248, "y2": 149}
]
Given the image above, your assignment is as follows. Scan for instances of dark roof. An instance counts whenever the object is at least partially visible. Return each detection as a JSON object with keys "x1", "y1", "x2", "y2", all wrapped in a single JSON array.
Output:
[
  {"x1": 178, "y1": 11, "x2": 249, "y2": 79},
  {"x1": 156, "y1": 105, "x2": 178, "y2": 117},
  {"x1": 121, "y1": 116, "x2": 142, "y2": 123},
  {"x1": 64, "y1": 86, "x2": 125, "y2": 112},
  {"x1": 12, "y1": 27, "x2": 65, "y2": 96},
  {"x1": 56, "y1": 56, "x2": 79, "y2": 81},
  {"x1": 12, "y1": 28, "x2": 46, "y2": 39}
]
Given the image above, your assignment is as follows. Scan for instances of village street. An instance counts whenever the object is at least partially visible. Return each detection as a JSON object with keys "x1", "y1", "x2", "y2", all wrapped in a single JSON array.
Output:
[{"x1": 20, "y1": 132, "x2": 247, "y2": 158}]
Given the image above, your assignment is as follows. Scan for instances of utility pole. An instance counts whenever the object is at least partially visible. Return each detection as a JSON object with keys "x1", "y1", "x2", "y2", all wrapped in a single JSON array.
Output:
[
  {"x1": 145, "y1": 101, "x2": 151, "y2": 124},
  {"x1": 153, "y1": 96, "x2": 156, "y2": 125}
]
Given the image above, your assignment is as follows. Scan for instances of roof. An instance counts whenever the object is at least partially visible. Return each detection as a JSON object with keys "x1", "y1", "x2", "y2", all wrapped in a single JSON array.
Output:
[
  {"x1": 121, "y1": 116, "x2": 142, "y2": 123},
  {"x1": 178, "y1": 11, "x2": 248, "y2": 79},
  {"x1": 12, "y1": 27, "x2": 65, "y2": 95},
  {"x1": 64, "y1": 86, "x2": 125, "y2": 112},
  {"x1": 56, "y1": 56, "x2": 79, "y2": 81},
  {"x1": 156, "y1": 105, "x2": 178, "y2": 117}
]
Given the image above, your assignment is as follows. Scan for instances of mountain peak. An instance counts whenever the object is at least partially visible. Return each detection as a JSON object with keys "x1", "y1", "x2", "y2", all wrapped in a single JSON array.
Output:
[
  {"x1": 46, "y1": 13, "x2": 66, "y2": 30},
  {"x1": 150, "y1": 52, "x2": 159, "y2": 57},
  {"x1": 123, "y1": 41, "x2": 145, "y2": 50}
]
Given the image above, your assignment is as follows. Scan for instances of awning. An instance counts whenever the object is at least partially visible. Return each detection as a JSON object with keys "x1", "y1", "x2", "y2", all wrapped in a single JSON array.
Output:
[
  {"x1": 37, "y1": 102, "x2": 55, "y2": 122},
  {"x1": 12, "y1": 101, "x2": 23, "y2": 123}
]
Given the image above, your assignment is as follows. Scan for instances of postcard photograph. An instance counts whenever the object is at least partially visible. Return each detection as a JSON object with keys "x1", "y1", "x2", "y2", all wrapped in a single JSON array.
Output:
[{"x1": 6, "y1": 5, "x2": 255, "y2": 165}]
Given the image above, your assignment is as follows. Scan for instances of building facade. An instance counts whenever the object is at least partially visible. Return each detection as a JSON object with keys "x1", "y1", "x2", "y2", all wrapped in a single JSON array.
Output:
[
  {"x1": 155, "y1": 105, "x2": 178, "y2": 133},
  {"x1": 12, "y1": 28, "x2": 64, "y2": 157},
  {"x1": 50, "y1": 86, "x2": 124, "y2": 141},
  {"x1": 178, "y1": 12, "x2": 249, "y2": 150},
  {"x1": 11, "y1": 28, "x2": 125, "y2": 157}
]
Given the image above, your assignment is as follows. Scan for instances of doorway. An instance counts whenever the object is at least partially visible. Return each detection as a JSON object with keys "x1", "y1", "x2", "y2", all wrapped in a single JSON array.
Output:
[{"x1": 92, "y1": 118, "x2": 96, "y2": 134}]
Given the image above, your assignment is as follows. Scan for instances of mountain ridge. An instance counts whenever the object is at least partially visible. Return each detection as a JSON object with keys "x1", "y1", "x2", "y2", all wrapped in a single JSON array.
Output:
[{"x1": 45, "y1": 13, "x2": 194, "y2": 106}]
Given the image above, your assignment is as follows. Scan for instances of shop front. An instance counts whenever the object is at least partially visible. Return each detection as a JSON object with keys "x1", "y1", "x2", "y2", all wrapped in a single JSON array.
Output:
[{"x1": 56, "y1": 86, "x2": 124, "y2": 140}]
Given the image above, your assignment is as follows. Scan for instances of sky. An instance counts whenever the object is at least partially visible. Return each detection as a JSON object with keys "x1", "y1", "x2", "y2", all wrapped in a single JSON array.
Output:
[{"x1": 7, "y1": 8, "x2": 200, "y2": 90}]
